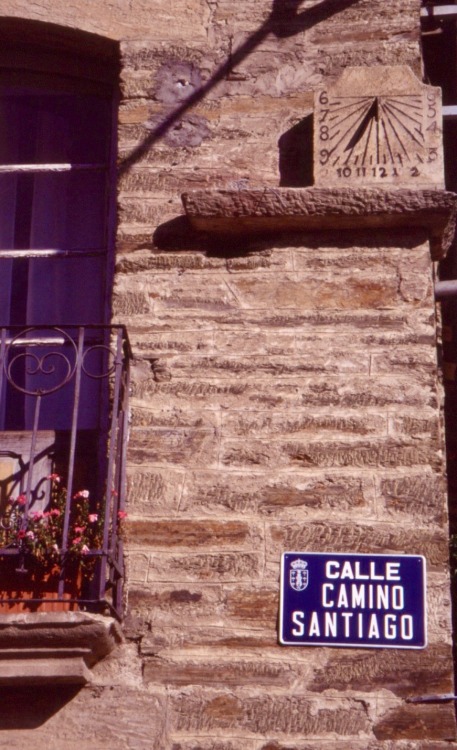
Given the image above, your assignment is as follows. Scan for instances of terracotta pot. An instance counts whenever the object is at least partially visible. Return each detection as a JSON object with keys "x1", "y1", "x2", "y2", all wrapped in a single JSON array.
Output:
[{"x1": 0, "y1": 560, "x2": 82, "y2": 612}]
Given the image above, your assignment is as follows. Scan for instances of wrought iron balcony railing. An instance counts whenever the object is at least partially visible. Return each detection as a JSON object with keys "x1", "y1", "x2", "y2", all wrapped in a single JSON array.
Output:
[{"x1": 0, "y1": 325, "x2": 131, "y2": 619}]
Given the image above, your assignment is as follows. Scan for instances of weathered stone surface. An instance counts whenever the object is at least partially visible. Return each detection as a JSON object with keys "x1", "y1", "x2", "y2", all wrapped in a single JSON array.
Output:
[
  {"x1": 140, "y1": 626, "x2": 278, "y2": 655},
  {"x1": 372, "y1": 347, "x2": 437, "y2": 375},
  {"x1": 127, "y1": 520, "x2": 259, "y2": 549},
  {"x1": 126, "y1": 466, "x2": 185, "y2": 516},
  {"x1": 149, "y1": 352, "x2": 371, "y2": 378},
  {"x1": 133, "y1": 306, "x2": 435, "y2": 333},
  {"x1": 171, "y1": 741, "x2": 257, "y2": 750},
  {"x1": 256, "y1": 744, "x2": 456, "y2": 750},
  {"x1": 0, "y1": 613, "x2": 123, "y2": 686},
  {"x1": 309, "y1": 642, "x2": 453, "y2": 697},
  {"x1": 171, "y1": 742, "x2": 257, "y2": 750},
  {"x1": 144, "y1": 655, "x2": 294, "y2": 688},
  {"x1": 373, "y1": 703, "x2": 456, "y2": 741},
  {"x1": 227, "y1": 273, "x2": 403, "y2": 310},
  {"x1": 269, "y1": 523, "x2": 449, "y2": 569},
  {"x1": 221, "y1": 410, "x2": 387, "y2": 437},
  {"x1": 180, "y1": 470, "x2": 373, "y2": 516},
  {"x1": 128, "y1": 425, "x2": 219, "y2": 466},
  {"x1": 137, "y1": 375, "x2": 437, "y2": 410},
  {"x1": 221, "y1": 437, "x2": 443, "y2": 471},
  {"x1": 147, "y1": 551, "x2": 262, "y2": 582},
  {"x1": 379, "y1": 471, "x2": 447, "y2": 524},
  {"x1": 182, "y1": 188, "x2": 457, "y2": 258},
  {"x1": 170, "y1": 691, "x2": 371, "y2": 736},
  {"x1": 0, "y1": 686, "x2": 168, "y2": 749}
]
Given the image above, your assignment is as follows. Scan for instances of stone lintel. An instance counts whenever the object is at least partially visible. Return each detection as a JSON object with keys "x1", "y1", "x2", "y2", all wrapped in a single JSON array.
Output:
[
  {"x1": 182, "y1": 187, "x2": 457, "y2": 260},
  {"x1": 0, "y1": 612, "x2": 123, "y2": 685}
]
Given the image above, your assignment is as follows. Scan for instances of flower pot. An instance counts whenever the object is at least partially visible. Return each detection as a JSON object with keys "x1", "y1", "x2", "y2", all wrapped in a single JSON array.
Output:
[{"x1": 0, "y1": 559, "x2": 82, "y2": 613}]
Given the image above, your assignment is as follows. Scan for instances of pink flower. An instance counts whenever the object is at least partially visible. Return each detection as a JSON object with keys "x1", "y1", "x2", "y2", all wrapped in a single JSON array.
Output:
[
  {"x1": 73, "y1": 490, "x2": 89, "y2": 499},
  {"x1": 72, "y1": 536, "x2": 82, "y2": 545},
  {"x1": 88, "y1": 514, "x2": 98, "y2": 523},
  {"x1": 47, "y1": 473, "x2": 61, "y2": 483},
  {"x1": 117, "y1": 511, "x2": 128, "y2": 520},
  {"x1": 50, "y1": 509, "x2": 61, "y2": 517},
  {"x1": 74, "y1": 526, "x2": 86, "y2": 534},
  {"x1": 32, "y1": 511, "x2": 44, "y2": 520},
  {"x1": 25, "y1": 531, "x2": 35, "y2": 539},
  {"x1": 81, "y1": 545, "x2": 90, "y2": 555},
  {"x1": 16, "y1": 494, "x2": 27, "y2": 506}
]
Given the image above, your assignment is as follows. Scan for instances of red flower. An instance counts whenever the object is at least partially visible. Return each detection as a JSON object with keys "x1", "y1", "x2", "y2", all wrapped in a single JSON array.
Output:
[{"x1": 117, "y1": 511, "x2": 128, "y2": 520}]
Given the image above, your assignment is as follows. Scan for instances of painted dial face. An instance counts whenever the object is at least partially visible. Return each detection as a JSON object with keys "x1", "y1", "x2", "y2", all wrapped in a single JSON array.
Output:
[{"x1": 315, "y1": 88, "x2": 442, "y2": 185}]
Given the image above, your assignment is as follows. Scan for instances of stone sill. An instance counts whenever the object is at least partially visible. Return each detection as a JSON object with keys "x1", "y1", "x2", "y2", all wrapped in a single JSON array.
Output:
[
  {"x1": 0, "y1": 612, "x2": 122, "y2": 685},
  {"x1": 182, "y1": 187, "x2": 457, "y2": 260}
]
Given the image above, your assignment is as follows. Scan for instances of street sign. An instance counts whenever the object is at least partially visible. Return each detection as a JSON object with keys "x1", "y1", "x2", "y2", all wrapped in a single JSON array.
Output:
[{"x1": 279, "y1": 552, "x2": 426, "y2": 649}]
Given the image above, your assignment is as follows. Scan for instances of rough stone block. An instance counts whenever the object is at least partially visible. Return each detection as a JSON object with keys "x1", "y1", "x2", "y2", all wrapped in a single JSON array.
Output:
[
  {"x1": 140, "y1": 626, "x2": 278, "y2": 655},
  {"x1": 169, "y1": 691, "x2": 372, "y2": 736},
  {"x1": 372, "y1": 347, "x2": 438, "y2": 375},
  {"x1": 221, "y1": 437, "x2": 443, "y2": 471},
  {"x1": 179, "y1": 470, "x2": 373, "y2": 516},
  {"x1": 229, "y1": 272, "x2": 400, "y2": 311},
  {"x1": 146, "y1": 551, "x2": 262, "y2": 582},
  {"x1": 170, "y1": 741, "x2": 257, "y2": 750},
  {"x1": 127, "y1": 519, "x2": 259, "y2": 550},
  {"x1": 379, "y1": 471, "x2": 447, "y2": 525},
  {"x1": 128, "y1": 584, "x2": 225, "y2": 628},
  {"x1": 160, "y1": 352, "x2": 370, "y2": 379},
  {"x1": 269, "y1": 522, "x2": 449, "y2": 569},
  {"x1": 146, "y1": 374, "x2": 437, "y2": 411},
  {"x1": 126, "y1": 466, "x2": 185, "y2": 516},
  {"x1": 144, "y1": 655, "x2": 294, "y2": 688},
  {"x1": 212, "y1": 329, "x2": 296, "y2": 356},
  {"x1": 373, "y1": 702, "x2": 456, "y2": 741},
  {"x1": 309, "y1": 642, "x2": 453, "y2": 697},
  {"x1": 128, "y1": 425, "x2": 219, "y2": 466},
  {"x1": 221, "y1": 411, "x2": 387, "y2": 439}
]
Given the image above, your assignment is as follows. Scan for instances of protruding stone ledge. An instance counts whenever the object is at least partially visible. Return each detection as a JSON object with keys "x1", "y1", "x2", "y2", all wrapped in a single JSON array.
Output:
[
  {"x1": 0, "y1": 612, "x2": 123, "y2": 685},
  {"x1": 182, "y1": 187, "x2": 457, "y2": 259}
]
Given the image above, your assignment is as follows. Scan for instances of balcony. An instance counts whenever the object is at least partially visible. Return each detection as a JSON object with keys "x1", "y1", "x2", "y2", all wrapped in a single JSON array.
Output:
[{"x1": 0, "y1": 325, "x2": 131, "y2": 621}]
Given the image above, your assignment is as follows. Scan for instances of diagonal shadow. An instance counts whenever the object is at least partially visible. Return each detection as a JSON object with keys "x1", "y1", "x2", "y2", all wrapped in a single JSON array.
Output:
[{"x1": 119, "y1": 0, "x2": 362, "y2": 175}]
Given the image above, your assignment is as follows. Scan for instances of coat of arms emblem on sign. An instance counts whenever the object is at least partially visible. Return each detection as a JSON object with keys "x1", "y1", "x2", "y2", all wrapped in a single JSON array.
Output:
[{"x1": 289, "y1": 558, "x2": 309, "y2": 592}]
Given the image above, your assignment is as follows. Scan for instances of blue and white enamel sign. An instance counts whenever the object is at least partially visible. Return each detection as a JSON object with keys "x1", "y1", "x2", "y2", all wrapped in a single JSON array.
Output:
[{"x1": 280, "y1": 552, "x2": 426, "y2": 649}]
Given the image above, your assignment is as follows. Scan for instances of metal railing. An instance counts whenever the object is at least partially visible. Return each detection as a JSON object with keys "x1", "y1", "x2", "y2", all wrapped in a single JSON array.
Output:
[{"x1": 0, "y1": 325, "x2": 131, "y2": 619}]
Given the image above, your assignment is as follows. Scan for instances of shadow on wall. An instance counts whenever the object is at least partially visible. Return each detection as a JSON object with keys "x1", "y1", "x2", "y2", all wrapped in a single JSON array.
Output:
[
  {"x1": 118, "y1": 0, "x2": 363, "y2": 176},
  {"x1": 279, "y1": 114, "x2": 314, "y2": 187},
  {"x1": 0, "y1": 686, "x2": 81, "y2": 729}
]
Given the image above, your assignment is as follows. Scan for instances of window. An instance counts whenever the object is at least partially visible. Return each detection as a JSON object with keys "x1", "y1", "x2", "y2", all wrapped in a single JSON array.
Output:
[
  {"x1": 0, "y1": 20, "x2": 128, "y2": 620},
  {"x1": 0, "y1": 18, "x2": 119, "y2": 431}
]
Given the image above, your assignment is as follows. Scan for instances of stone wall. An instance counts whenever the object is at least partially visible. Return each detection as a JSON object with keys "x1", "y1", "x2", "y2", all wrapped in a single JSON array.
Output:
[
  {"x1": 120, "y1": 221, "x2": 456, "y2": 746},
  {"x1": 1, "y1": 0, "x2": 457, "y2": 748}
]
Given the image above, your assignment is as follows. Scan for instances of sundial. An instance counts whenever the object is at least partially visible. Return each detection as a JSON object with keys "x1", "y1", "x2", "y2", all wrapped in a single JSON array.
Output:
[{"x1": 314, "y1": 66, "x2": 444, "y2": 188}]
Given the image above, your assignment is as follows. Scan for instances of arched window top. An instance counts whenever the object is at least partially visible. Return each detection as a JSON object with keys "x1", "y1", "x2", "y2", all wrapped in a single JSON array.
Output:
[{"x1": 0, "y1": 17, "x2": 119, "y2": 94}]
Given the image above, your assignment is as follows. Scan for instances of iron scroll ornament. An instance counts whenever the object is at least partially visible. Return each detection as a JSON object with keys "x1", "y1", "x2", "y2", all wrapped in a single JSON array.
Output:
[
  {"x1": 3, "y1": 327, "x2": 119, "y2": 397},
  {"x1": 4, "y1": 327, "x2": 78, "y2": 396}
]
